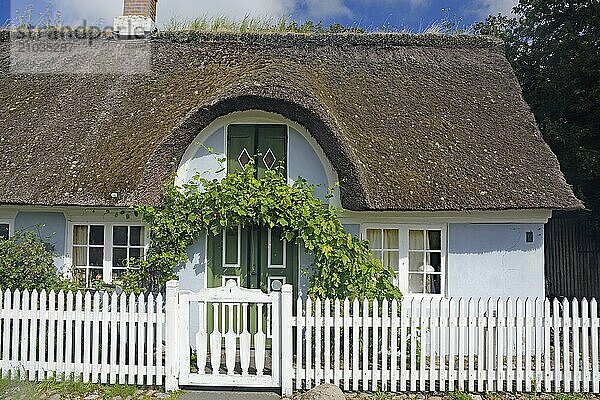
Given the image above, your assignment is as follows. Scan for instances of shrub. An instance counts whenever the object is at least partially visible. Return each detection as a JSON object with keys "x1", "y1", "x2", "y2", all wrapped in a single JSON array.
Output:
[{"x1": 0, "y1": 230, "x2": 70, "y2": 291}]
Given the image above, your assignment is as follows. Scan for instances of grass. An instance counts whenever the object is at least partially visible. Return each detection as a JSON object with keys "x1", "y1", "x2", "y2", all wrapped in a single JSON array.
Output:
[{"x1": 0, "y1": 377, "x2": 181, "y2": 399}]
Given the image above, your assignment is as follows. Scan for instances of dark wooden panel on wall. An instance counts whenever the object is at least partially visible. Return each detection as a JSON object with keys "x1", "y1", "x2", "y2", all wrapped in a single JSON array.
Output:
[{"x1": 545, "y1": 211, "x2": 600, "y2": 299}]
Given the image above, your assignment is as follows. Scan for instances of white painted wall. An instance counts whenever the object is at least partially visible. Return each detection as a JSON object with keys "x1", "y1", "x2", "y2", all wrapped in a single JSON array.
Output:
[{"x1": 447, "y1": 223, "x2": 545, "y2": 298}]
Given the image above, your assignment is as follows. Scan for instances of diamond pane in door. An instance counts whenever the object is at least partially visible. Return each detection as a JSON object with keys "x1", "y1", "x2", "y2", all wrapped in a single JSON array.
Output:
[
  {"x1": 238, "y1": 148, "x2": 251, "y2": 169},
  {"x1": 262, "y1": 148, "x2": 276, "y2": 170}
]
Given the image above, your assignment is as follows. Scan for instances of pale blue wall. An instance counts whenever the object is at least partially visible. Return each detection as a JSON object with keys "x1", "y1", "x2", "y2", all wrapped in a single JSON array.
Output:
[
  {"x1": 178, "y1": 127, "x2": 226, "y2": 185},
  {"x1": 288, "y1": 127, "x2": 330, "y2": 201},
  {"x1": 447, "y1": 223, "x2": 545, "y2": 298},
  {"x1": 14, "y1": 211, "x2": 66, "y2": 270},
  {"x1": 178, "y1": 232, "x2": 207, "y2": 291}
]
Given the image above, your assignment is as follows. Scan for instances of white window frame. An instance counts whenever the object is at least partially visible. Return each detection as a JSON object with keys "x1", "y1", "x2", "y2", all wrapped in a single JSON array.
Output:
[
  {"x1": 0, "y1": 219, "x2": 14, "y2": 239},
  {"x1": 361, "y1": 224, "x2": 447, "y2": 297},
  {"x1": 65, "y1": 221, "x2": 149, "y2": 286}
]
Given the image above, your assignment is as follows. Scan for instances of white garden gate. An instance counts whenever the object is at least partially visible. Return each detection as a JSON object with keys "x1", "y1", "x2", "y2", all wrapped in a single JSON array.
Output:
[{"x1": 164, "y1": 280, "x2": 293, "y2": 393}]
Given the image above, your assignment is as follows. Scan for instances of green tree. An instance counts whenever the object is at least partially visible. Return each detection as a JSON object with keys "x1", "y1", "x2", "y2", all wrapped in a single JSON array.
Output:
[
  {"x1": 0, "y1": 231, "x2": 67, "y2": 291},
  {"x1": 474, "y1": 1, "x2": 600, "y2": 221}
]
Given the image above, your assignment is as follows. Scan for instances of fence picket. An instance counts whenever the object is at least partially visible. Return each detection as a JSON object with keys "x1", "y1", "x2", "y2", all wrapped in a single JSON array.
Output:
[
  {"x1": 458, "y1": 298, "x2": 466, "y2": 391},
  {"x1": 496, "y1": 298, "x2": 505, "y2": 391},
  {"x1": 390, "y1": 299, "x2": 398, "y2": 392},
  {"x1": 296, "y1": 297, "x2": 304, "y2": 389},
  {"x1": 372, "y1": 298, "x2": 379, "y2": 392},
  {"x1": 430, "y1": 297, "x2": 440, "y2": 392},
  {"x1": 420, "y1": 298, "x2": 427, "y2": 392},
  {"x1": 581, "y1": 298, "x2": 590, "y2": 392},
  {"x1": 91, "y1": 292, "x2": 100, "y2": 383},
  {"x1": 467, "y1": 298, "x2": 475, "y2": 392},
  {"x1": 534, "y1": 298, "x2": 543, "y2": 393},
  {"x1": 399, "y1": 298, "x2": 407, "y2": 392},
  {"x1": 572, "y1": 298, "x2": 581, "y2": 392},
  {"x1": 47, "y1": 291, "x2": 56, "y2": 380},
  {"x1": 552, "y1": 298, "x2": 561, "y2": 392},
  {"x1": 543, "y1": 299, "x2": 551, "y2": 392},
  {"x1": 352, "y1": 298, "x2": 359, "y2": 391},
  {"x1": 56, "y1": 291, "x2": 65, "y2": 379},
  {"x1": 305, "y1": 298, "x2": 313, "y2": 389},
  {"x1": 118, "y1": 293, "x2": 127, "y2": 384},
  {"x1": 315, "y1": 298, "x2": 322, "y2": 386},
  {"x1": 10, "y1": 289, "x2": 20, "y2": 378},
  {"x1": 101, "y1": 292, "x2": 109, "y2": 384},
  {"x1": 333, "y1": 298, "x2": 341, "y2": 387},
  {"x1": 28, "y1": 289, "x2": 39, "y2": 381},
  {"x1": 381, "y1": 299, "x2": 389, "y2": 391},
  {"x1": 591, "y1": 299, "x2": 599, "y2": 393},
  {"x1": 410, "y1": 298, "x2": 418, "y2": 391},
  {"x1": 65, "y1": 291, "x2": 74, "y2": 379},
  {"x1": 362, "y1": 298, "x2": 369, "y2": 392},
  {"x1": 448, "y1": 298, "x2": 457, "y2": 392},
  {"x1": 324, "y1": 298, "x2": 331, "y2": 385},
  {"x1": 343, "y1": 299, "x2": 350, "y2": 391},
  {"x1": 562, "y1": 297, "x2": 571, "y2": 392},
  {"x1": 18, "y1": 289, "x2": 28, "y2": 380}
]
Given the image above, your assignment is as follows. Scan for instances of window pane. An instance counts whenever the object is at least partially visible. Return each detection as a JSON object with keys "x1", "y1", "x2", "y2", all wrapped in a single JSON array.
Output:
[
  {"x1": 366, "y1": 229, "x2": 382, "y2": 249},
  {"x1": 371, "y1": 250, "x2": 382, "y2": 262},
  {"x1": 89, "y1": 268, "x2": 103, "y2": 284},
  {"x1": 130, "y1": 226, "x2": 143, "y2": 246},
  {"x1": 113, "y1": 247, "x2": 128, "y2": 267},
  {"x1": 409, "y1": 252, "x2": 424, "y2": 271},
  {"x1": 425, "y1": 274, "x2": 442, "y2": 294},
  {"x1": 73, "y1": 246, "x2": 87, "y2": 266},
  {"x1": 270, "y1": 227, "x2": 284, "y2": 266},
  {"x1": 427, "y1": 252, "x2": 442, "y2": 272},
  {"x1": 382, "y1": 251, "x2": 399, "y2": 272},
  {"x1": 409, "y1": 274, "x2": 424, "y2": 293},
  {"x1": 73, "y1": 225, "x2": 88, "y2": 245},
  {"x1": 90, "y1": 225, "x2": 104, "y2": 245},
  {"x1": 427, "y1": 230, "x2": 441, "y2": 250},
  {"x1": 383, "y1": 229, "x2": 399, "y2": 249},
  {"x1": 0, "y1": 224, "x2": 9, "y2": 240},
  {"x1": 130, "y1": 247, "x2": 142, "y2": 259},
  {"x1": 113, "y1": 226, "x2": 128, "y2": 246},
  {"x1": 89, "y1": 247, "x2": 103, "y2": 266},
  {"x1": 224, "y1": 227, "x2": 238, "y2": 265},
  {"x1": 409, "y1": 230, "x2": 424, "y2": 250}
]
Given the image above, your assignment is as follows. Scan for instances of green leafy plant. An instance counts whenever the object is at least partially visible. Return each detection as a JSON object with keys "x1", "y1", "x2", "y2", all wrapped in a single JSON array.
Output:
[
  {"x1": 449, "y1": 391, "x2": 472, "y2": 400},
  {"x1": 0, "y1": 230, "x2": 77, "y2": 292},
  {"x1": 123, "y1": 165, "x2": 402, "y2": 300}
]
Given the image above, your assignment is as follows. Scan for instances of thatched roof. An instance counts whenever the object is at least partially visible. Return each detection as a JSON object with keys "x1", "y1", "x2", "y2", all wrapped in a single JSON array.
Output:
[{"x1": 0, "y1": 31, "x2": 582, "y2": 211}]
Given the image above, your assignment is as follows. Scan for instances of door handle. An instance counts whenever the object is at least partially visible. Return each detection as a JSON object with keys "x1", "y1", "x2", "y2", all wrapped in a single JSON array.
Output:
[{"x1": 251, "y1": 264, "x2": 257, "y2": 275}]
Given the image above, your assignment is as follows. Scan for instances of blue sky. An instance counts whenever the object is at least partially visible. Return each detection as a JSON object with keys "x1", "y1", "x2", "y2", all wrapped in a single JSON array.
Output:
[{"x1": 1, "y1": 0, "x2": 516, "y2": 31}]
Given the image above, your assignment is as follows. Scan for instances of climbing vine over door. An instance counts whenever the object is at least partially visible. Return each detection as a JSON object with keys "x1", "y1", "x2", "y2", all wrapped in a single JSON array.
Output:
[{"x1": 123, "y1": 165, "x2": 402, "y2": 300}]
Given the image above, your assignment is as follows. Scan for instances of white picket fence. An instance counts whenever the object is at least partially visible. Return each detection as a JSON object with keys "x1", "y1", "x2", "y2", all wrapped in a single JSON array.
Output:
[
  {"x1": 0, "y1": 289, "x2": 165, "y2": 385},
  {"x1": 292, "y1": 296, "x2": 600, "y2": 394},
  {"x1": 1, "y1": 284, "x2": 600, "y2": 396}
]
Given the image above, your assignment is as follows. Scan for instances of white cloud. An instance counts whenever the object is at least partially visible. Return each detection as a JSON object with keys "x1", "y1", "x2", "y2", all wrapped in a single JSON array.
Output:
[
  {"x1": 157, "y1": 0, "x2": 296, "y2": 24},
  {"x1": 300, "y1": 0, "x2": 353, "y2": 20},
  {"x1": 476, "y1": 0, "x2": 518, "y2": 17}
]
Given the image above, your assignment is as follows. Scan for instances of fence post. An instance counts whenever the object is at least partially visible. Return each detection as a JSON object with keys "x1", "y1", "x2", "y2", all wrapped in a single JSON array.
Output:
[
  {"x1": 280, "y1": 284, "x2": 294, "y2": 397},
  {"x1": 165, "y1": 280, "x2": 180, "y2": 391}
]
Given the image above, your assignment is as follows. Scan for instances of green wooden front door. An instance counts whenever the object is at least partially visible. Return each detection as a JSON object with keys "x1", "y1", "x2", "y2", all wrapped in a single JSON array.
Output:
[{"x1": 207, "y1": 124, "x2": 297, "y2": 295}]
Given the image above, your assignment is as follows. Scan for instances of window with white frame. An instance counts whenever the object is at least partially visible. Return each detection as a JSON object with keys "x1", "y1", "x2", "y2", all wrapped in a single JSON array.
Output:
[
  {"x1": 365, "y1": 226, "x2": 445, "y2": 295},
  {"x1": 71, "y1": 223, "x2": 146, "y2": 286},
  {"x1": 366, "y1": 228, "x2": 400, "y2": 276},
  {"x1": 408, "y1": 229, "x2": 443, "y2": 294}
]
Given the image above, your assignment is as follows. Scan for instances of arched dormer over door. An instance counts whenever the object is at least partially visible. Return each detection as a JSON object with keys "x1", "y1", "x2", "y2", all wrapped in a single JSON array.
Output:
[{"x1": 176, "y1": 110, "x2": 339, "y2": 294}]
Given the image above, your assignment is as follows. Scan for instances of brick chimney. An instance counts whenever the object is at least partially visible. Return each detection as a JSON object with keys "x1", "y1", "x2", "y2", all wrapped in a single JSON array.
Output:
[{"x1": 114, "y1": 0, "x2": 158, "y2": 38}]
